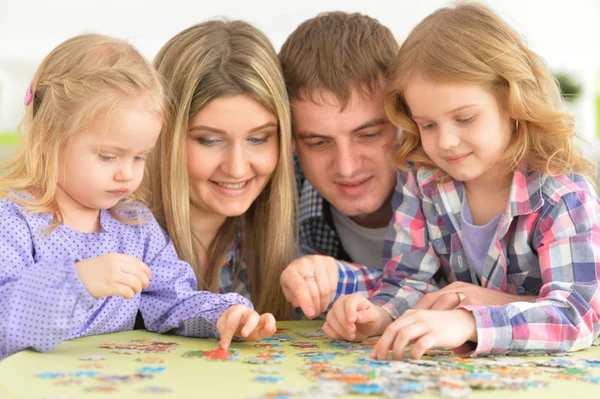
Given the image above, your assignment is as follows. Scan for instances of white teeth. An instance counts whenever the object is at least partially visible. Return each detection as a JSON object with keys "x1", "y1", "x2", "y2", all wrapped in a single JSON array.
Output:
[{"x1": 215, "y1": 181, "x2": 247, "y2": 189}]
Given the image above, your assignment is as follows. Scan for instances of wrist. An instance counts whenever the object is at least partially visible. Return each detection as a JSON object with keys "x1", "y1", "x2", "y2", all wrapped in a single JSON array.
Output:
[
  {"x1": 375, "y1": 306, "x2": 393, "y2": 336},
  {"x1": 456, "y1": 309, "x2": 478, "y2": 342}
]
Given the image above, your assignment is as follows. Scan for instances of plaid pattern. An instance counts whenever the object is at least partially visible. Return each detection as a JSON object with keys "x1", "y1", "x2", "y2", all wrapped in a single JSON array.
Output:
[
  {"x1": 370, "y1": 163, "x2": 600, "y2": 355},
  {"x1": 218, "y1": 232, "x2": 251, "y2": 299},
  {"x1": 296, "y1": 157, "x2": 383, "y2": 305}
]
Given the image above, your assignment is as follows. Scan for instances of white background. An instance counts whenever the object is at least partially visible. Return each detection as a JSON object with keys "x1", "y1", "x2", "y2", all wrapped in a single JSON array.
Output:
[{"x1": 1, "y1": 0, "x2": 599, "y2": 140}]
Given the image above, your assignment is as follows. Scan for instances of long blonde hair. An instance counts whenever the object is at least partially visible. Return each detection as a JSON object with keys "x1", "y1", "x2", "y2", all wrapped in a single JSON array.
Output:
[
  {"x1": 385, "y1": 2, "x2": 596, "y2": 181},
  {"x1": 0, "y1": 34, "x2": 165, "y2": 226},
  {"x1": 149, "y1": 20, "x2": 296, "y2": 319}
]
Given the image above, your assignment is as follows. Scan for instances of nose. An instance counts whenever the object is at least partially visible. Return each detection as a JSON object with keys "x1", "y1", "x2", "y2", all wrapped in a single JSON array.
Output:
[
  {"x1": 115, "y1": 160, "x2": 134, "y2": 182},
  {"x1": 223, "y1": 143, "x2": 250, "y2": 179},
  {"x1": 335, "y1": 141, "x2": 361, "y2": 178},
  {"x1": 437, "y1": 125, "x2": 460, "y2": 150}
]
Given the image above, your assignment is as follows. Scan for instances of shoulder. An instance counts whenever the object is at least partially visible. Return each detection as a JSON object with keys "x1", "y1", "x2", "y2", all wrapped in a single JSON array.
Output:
[
  {"x1": 111, "y1": 201, "x2": 166, "y2": 237},
  {"x1": 530, "y1": 173, "x2": 600, "y2": 226},
  {"x1": 536, "y1": 173, "x2": 597, "y2": 208}
]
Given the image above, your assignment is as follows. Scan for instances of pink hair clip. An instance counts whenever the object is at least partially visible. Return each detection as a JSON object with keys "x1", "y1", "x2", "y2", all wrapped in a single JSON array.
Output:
[{"x1": 24, "y1": 84, "x2": 33, "y2": 106}]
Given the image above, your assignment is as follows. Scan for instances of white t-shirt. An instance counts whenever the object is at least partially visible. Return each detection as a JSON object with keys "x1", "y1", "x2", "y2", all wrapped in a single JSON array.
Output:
[{"x1": 331, "y1": 207, "x2": 388, "y2": 270}]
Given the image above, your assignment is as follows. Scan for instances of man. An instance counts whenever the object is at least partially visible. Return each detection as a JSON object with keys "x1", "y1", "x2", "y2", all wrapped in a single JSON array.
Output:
[{"x1": 278, "y1": 12, "x2": 400, "y2": 318}]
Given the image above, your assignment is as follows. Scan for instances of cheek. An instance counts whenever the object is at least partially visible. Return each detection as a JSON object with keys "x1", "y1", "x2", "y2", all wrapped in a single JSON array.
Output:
[{"x1": 256, "y1": 143, "x2": 280, "y2": 176}]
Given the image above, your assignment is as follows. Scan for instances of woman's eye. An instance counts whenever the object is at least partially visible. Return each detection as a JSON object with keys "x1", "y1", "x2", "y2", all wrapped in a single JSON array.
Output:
[{"x1": 197, "y1": 137, "x2": 221, "y2": 146}]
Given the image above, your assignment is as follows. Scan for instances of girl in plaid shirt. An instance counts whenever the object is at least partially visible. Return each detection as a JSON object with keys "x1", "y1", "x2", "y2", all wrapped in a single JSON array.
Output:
[{"x1": 324, "y1": 3, "x2": 600, "y2": 358}]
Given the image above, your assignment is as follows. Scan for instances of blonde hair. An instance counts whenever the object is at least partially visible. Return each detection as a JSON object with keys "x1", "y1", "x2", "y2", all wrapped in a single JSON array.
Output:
[
  {"x1": 279, "y1": 11, "x2": 399, "y2": 108},
  {"x1": 149, "y1": 20, "x2": 296, "y2": 320},
  {"x1": 386, "y1": 2, "x2": 596, "y2": 180},
  {"x1": 0, "y1": 34, "x2": 166, "y2": 226}
]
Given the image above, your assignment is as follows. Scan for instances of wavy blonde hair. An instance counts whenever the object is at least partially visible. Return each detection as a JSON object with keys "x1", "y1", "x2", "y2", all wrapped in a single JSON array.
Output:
[
  {"x1": 148, "y1": 20, "x2": 296, "y2": 320},
  {"x1": 385, "y1": 2, "x2": 596, "y2": 181},
  {"x1": 0, "y1": 34, "x2": 165, "y2": 227}
]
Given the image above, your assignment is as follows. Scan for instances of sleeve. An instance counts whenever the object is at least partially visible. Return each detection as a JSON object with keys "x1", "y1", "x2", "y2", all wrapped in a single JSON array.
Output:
[
  {"x1": 138, "y1": 217, "x2": 253, "y2": 339},
  {"x1": 0, "y1": 202, "x2": 96, "y2": 359},
  {"x1": 369, "y1": 168, "x2": 442, "y2": 319},
  {"x1": 461, "y1": 189, "x2": 600, "y2": 355},
  {"x1": 328, "y1": 261, "x2": 383, "y2": 308}
]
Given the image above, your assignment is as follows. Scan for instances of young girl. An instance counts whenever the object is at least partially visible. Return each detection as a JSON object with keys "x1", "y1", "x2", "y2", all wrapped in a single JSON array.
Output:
[
  {"x1": 323, "y1": 3, "x2": 600, "y2": 359},
  {"x1": 146, "y1": 20, "x2": 296, "y2": 320},
  {"x1": 0, "y1": 34, "x2": 275, "y2": 360}
]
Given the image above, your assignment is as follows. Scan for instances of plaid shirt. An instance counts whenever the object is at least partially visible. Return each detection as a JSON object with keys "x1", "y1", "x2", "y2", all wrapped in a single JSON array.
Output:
[
  {"x1": 371, "y1": 163, "x2": 600, "y2": 355},
  {"x1": 296, "y1": 157, "x2": 383, "y2": 305},
  {"x1": 218, "y1": 233, "x2": 251, "y2": 299}
]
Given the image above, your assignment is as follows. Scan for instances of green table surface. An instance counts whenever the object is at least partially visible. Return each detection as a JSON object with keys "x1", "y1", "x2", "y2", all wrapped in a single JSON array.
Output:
[{"x1": 1, "y1": 321, "x2": 599, "y2": 399}]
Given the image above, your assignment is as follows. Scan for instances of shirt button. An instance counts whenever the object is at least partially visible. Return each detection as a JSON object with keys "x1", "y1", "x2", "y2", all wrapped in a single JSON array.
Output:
[
  {"x1": 516, "y1": 286, "x2": 526, "y2": 294},
  {"x1": 433, "y1": 239, "x2": 443, "y2": 249}
]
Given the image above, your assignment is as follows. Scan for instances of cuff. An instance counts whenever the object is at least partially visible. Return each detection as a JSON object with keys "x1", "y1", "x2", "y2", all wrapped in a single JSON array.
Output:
[{"x1": 459, "y1": 305, "x2": 513, "y2": 356}]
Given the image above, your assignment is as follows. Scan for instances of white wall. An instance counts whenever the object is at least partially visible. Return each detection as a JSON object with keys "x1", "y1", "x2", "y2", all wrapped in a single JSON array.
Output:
[{"x1": 1, "y1": 0, "x2": 599, "y2": 137}]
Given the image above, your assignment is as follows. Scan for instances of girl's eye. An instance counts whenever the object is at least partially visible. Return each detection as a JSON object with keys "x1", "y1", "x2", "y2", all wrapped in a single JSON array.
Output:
[
  {"x1": 458, "y1": 116, "x2": 475, "y2": 124},
  {"x1": 134, "y1": 156, "x2": 146, "y2": 162},
  {"x1": 421, "y1": 123, "x2": 435, "y2": 130},
  {"x1": 99, "y1": 154, "x2": 116, "y2": 161}
]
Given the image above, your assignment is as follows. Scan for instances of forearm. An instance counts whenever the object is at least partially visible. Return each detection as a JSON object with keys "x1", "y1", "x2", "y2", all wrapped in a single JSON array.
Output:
[{"x1": 0, "y1": 259, "x2": 96, "y2": 358}]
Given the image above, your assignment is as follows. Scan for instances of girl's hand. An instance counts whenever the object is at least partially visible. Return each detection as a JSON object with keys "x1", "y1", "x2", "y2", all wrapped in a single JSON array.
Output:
[
  {"x1": 75, "y1": 253, "x2": 151, "y2": 299},
  {"x1": 217, "y1": 305, "x2": 276, "y2": 349},
  {"x1": 413, "y1": 281, "x2": 537, "y2": 310},
  {"x1": 323, "y1": 293, "x2": 392, "y2": 341},
  {"x1": 280, "y1": 255, "x2": 339, "y2": 319},
  {"x1": 371, "y1": 309, "x2": 477, "y2": 360}
]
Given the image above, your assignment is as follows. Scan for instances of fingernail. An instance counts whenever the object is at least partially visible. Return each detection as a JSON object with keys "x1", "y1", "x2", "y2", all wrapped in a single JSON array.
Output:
[{"x1": 307, "y1": 307, "x2": 315, "y2": 317}]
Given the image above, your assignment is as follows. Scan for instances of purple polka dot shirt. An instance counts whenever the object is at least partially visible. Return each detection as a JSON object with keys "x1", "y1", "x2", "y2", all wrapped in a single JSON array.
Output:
[{"x1": 0, "y1": 197, "x2": 252, "y2": 359}]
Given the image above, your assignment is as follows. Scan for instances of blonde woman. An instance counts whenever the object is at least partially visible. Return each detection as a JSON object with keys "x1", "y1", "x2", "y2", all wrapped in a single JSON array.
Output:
[{"x1": 147, "y1": 20, "x2": 296, "y2": 320}]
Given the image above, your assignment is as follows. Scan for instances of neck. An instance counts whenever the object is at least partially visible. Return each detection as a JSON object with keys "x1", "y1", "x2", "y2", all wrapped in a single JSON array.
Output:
[
  {"x1": 189, "y1": 204, "x2": 227, "y2": 252},
  {"x1": 54, "y1": 187, "x2": 102, "y2": 233},
  {"x1": 464, "y1": 169, "x2": 513, "y2": 198},
  {"x1": 348, "y1": 196, "x2": 393, "y2": 229}
]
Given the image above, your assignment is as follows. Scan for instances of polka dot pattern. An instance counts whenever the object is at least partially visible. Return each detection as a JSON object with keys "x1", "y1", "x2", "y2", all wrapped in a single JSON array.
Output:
[{"x1": 0, "y1": 198, "x2": 252, "y2": 359}]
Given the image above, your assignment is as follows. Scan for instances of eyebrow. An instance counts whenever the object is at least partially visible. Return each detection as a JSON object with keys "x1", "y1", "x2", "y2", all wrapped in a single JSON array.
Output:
[
  {"x1": 296, "y1": 118, "x2": 386, "y2": 139},
  {"x1": 412, "y1": 105, "x2": 478, "y2": 120},
  {"x1": 188, "y1": 121, "x2": 278, "y2": 134},
  {"x1": 99, "y1": 145, "x2": 155, "y2": 154}
]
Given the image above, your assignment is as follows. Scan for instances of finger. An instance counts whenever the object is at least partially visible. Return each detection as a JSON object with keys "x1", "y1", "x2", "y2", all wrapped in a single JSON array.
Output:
[
  {"x1": 391, "y1": 322, "x2": 428, "y2": 360},
  {"x1": 281, "y1": 270, "x2": 315, "y2": 318},
  {"x1": 344, "y1": 294, "x2": 366, "y2": 324},
  {"x1": 121, "y1": 260, "x2": 151, "y2": 289},
  {"x1": 113, "y1": 272, "x2": 144, "y2": 294},
  {"x1": 411, "y1": 333, "x2": 436, "y2": 360},
  {"x1": 304, "y1": 276, "x2": 321, "y2": 319},
  {"x1": 218, "y1": 309, "x2": 243, "y2": 349},
  {"x1": 326, "y1": 309, "x2": 353, "y2": 340},
  {"x1": 257, "y1": 313, "x2": 277, "y2": 340},
  {"x1": 412, "y1": 292, "x2": 441, "y2": 310},
  {"x1": 322, "y1": 321, "x2": 341, "y2": 339},
  {"x1": 371, "y1": 313, "x2": 415, "y2": 359},
  {"x1": 239, "y1": 310, "x2": 260, "y2": 339},
  {"x1": 313, "y1": 262, "x2": 332, "y2": 314},
  {"x1": 109, "y1": 282, "x2": 136, "y2": 299},
  {"x1": 430, "y1": 293, "x2": 461, "y2": 311}
]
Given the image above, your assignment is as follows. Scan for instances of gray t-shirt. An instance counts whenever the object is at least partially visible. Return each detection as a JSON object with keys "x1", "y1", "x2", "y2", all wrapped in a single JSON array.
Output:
[{"x1": 331, "y1": 207, "x2": 388, "y2": 270}]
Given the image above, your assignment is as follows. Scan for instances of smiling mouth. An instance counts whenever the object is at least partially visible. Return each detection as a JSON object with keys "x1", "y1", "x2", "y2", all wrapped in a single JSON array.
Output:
[
  {"x1": 338, "y1": 177, "x2": 371, "y2": 187},
  {"x1": 213, "y1": 181, "x2": 248, "y2": 189},
  {"x1": 446, "y1": 153, "x2": 472, "y2": 161}
]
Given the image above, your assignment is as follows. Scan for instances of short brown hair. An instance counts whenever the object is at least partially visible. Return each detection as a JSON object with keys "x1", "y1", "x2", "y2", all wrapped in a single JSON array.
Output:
[{"x1": 279, "y1": 11, "x2": 399, "y2": 107}]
